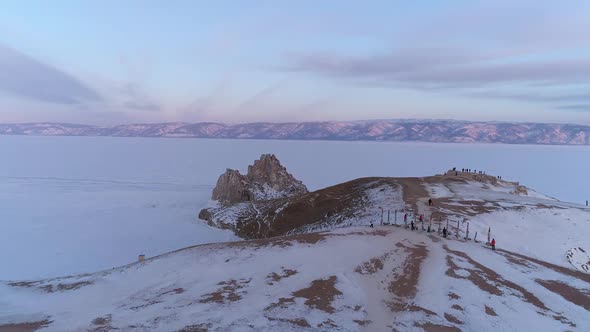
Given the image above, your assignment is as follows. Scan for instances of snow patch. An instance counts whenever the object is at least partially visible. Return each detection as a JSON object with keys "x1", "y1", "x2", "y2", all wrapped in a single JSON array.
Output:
[{"x1": 566, "y1": 247, "x2": 590, "y2": 273}]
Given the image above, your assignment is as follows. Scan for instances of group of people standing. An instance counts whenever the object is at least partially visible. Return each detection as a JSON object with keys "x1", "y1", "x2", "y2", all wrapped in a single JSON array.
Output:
[
  {"x1": 460, "y1": 167, "x2": 485, "y2": 175},
  {"x1": 451, "y1": 167, "x2": 491, "y2": 177}
]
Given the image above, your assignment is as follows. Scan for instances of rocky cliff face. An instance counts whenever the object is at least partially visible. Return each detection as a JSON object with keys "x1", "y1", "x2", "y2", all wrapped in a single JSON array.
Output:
[
  {"x1": 210, "y1": 154, "x2": 308, "y2": 205},
  {"x1": 211, "y1": 169, "x2": 251, "y2": 205}
]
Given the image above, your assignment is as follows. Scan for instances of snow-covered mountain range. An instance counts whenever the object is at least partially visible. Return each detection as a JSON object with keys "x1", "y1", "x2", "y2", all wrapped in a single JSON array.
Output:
[{"x1": 2, "y1": 120, "x2": 590, "y2": 145}]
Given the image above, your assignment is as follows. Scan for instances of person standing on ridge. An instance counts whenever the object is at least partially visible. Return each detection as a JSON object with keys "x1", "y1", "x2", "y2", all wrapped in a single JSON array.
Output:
[
  {"x1": 443, "y1": 227, "x2": 447, "y2": 238},
  {"x1": 491, "y1": 238, "x2": 496, "y2": 250}
]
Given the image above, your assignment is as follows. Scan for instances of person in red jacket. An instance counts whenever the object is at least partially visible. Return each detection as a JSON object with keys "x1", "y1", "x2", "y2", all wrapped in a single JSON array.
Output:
[{"x1": 491, "y1": 238, "x2": 496, "y2": 250}]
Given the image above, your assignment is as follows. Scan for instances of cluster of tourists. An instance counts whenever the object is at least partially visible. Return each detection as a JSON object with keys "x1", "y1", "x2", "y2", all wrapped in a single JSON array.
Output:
[{"x1": 390, "y1": 212, "x2": 497, "y2": 250}]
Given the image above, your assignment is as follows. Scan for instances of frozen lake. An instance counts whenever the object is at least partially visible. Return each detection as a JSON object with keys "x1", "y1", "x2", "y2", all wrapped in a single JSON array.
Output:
[{"x1": 1, "y1": 135, "x2": 589, "y2": 279}]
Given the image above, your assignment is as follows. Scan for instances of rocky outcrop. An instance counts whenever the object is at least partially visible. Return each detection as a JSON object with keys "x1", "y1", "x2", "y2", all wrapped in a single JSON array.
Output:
[
  {"x1": 210, "y1": 154, "x2": 308, "y2": 205},
  {"x1": 203, "y1": 178, "x2": 402, "y2": 239},
  {"x1": 201, "y1": 168, "x2": 561, "y2": 239},
  {"x1": 211, "y1": 169, "x2": 251, "y2": 204}
]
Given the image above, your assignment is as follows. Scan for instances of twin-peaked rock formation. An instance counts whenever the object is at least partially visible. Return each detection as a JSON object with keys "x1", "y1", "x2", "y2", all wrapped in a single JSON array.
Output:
[{"x1": 211, "y1": 154, "x2": 308, "y2": 205}]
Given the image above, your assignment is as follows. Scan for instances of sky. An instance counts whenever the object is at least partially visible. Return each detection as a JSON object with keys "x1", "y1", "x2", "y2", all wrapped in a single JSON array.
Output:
[{"x1": 1, "y1": 0, "x2": 590, "y2": 125}]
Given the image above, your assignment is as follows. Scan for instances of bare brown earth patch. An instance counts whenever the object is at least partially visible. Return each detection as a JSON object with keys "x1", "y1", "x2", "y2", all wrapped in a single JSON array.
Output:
[
  {"x1": 89, "y1": 314, "x2": 112, "y2": 332},
  {"x1": 389, "y1": 245, "x2": 428, "y2": 299},
  {"x1": 355, "y1": 257, "x2": 385, "y2": 275},
  {"x1": 448, "y1": 292, "x2": 460, "y2": 300},
  {"x1": 503, "y1": 254, "x2": 536, "y2": 269},
  {"x1": 484, "y1": 305, "x2": 497, "y2": 316},
  {"x1": 317, "y1": 319, "x2": 339, "y2": 328},
  {"x1": 226, "y1": 231, "x2": 330, "y2": 249},
  {"x1": 8, "y1": 280, "x2": 92, "y2": 293},
  {"x1": 444, "y1": 246, "x2": 549, "y2": 311},
  {"x1": 408, "y1": 305, "x2": 438, "y2": 316},
  {"x1": 371, "y1": 229, "x2": 390, "y2": 237},
  {"x1": 499, "y1": 249, "x2": 590, "y2": 283},
  {"x1": 264, "y1": 297, "x2": 296, "y2": 311},
  {"x1": 353, "y1": 319, "x2": 371, "y2": 326},
  {"x1": 354, "y1": 250, "x2": 396, "y2": 275},
  {"x1": 266, "y1": 268, "x2": 298, "y2": 285},
  {"x1": 451, "y1": 304, "x2": 463, "y2": 311},
  {"x1": 124, "y1": 287, "x2": 186, "y2": 311},
  {"x1": 266, "y1": 317, "x2": 311, "y2": 328},
  {"x1": 291, "y1": 275, "x2": 343, "y2": 313},
  {"x1": 91, "y1": 316, "x2": 110, "y2": 326},
  {"x1": 0, "y1": 319, "x2": 52, "y2": 332},
  {"x1": 445, "y1": 247, "x2": 577, "y2": 327},
  {"x1": 429, "y1": 235, "x2": 441, "y2": 243},
  {"x1": 160, "y1": 288, "x2": 185, "y2": 296},
  {"x1": 536, "y1": 279, "x2": 590, "y2": 310},
  {"x1": 445, "y1": 253, "x2": 501, "y2": 295},
  {"x1": 199, "y1": 279, "x2": 250, "y2": 304},
  {"x1": 387, "y1": 244, "x2": 429, "y2": 312},
  {"x1": 128, "y1": 299, "x2": 163, "y2": 311},
  {"x1": 7, "y1": 281, "x2": 37, "y2": 288},
  {"x1": 444, "y1": 313, "x2": 464, "y2": 324},
  {"x1": 415, "y1": 322, "x2": 462, "y2": 332},
  {"x1": 396, "y1": 177, "x2": 429, "y2": 215},
  {"x1": 435, "y1": 197, "x2": 497, "y2": 217},
  {"x1": 178, "y1": 323, "x2": 210, "y2": 332}
]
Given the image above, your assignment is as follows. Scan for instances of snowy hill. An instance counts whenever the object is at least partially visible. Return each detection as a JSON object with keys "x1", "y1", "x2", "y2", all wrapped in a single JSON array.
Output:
[
  {"x1": 2, "y1": 120, "x2": 590, "y2": 145},
  {"x1": 2, "y1": 226, "x2": 588, "y2": 331},
  {"x1": 2, "y1": 170, "x2": 589, "y2": 331},
  {"x1": 200, "y1": 170, "x2": 590, "y2": 274}
]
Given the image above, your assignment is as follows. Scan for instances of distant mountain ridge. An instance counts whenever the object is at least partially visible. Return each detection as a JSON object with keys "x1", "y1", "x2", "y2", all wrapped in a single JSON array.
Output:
[{"x1": 1, "y1": 120, "x2": 590, "y2": 145}]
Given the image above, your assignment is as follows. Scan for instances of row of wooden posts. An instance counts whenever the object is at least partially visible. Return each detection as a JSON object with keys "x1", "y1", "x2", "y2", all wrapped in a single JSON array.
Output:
[{"x1": 377, "y1": 208, "x2": 491, "y2": 243}]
